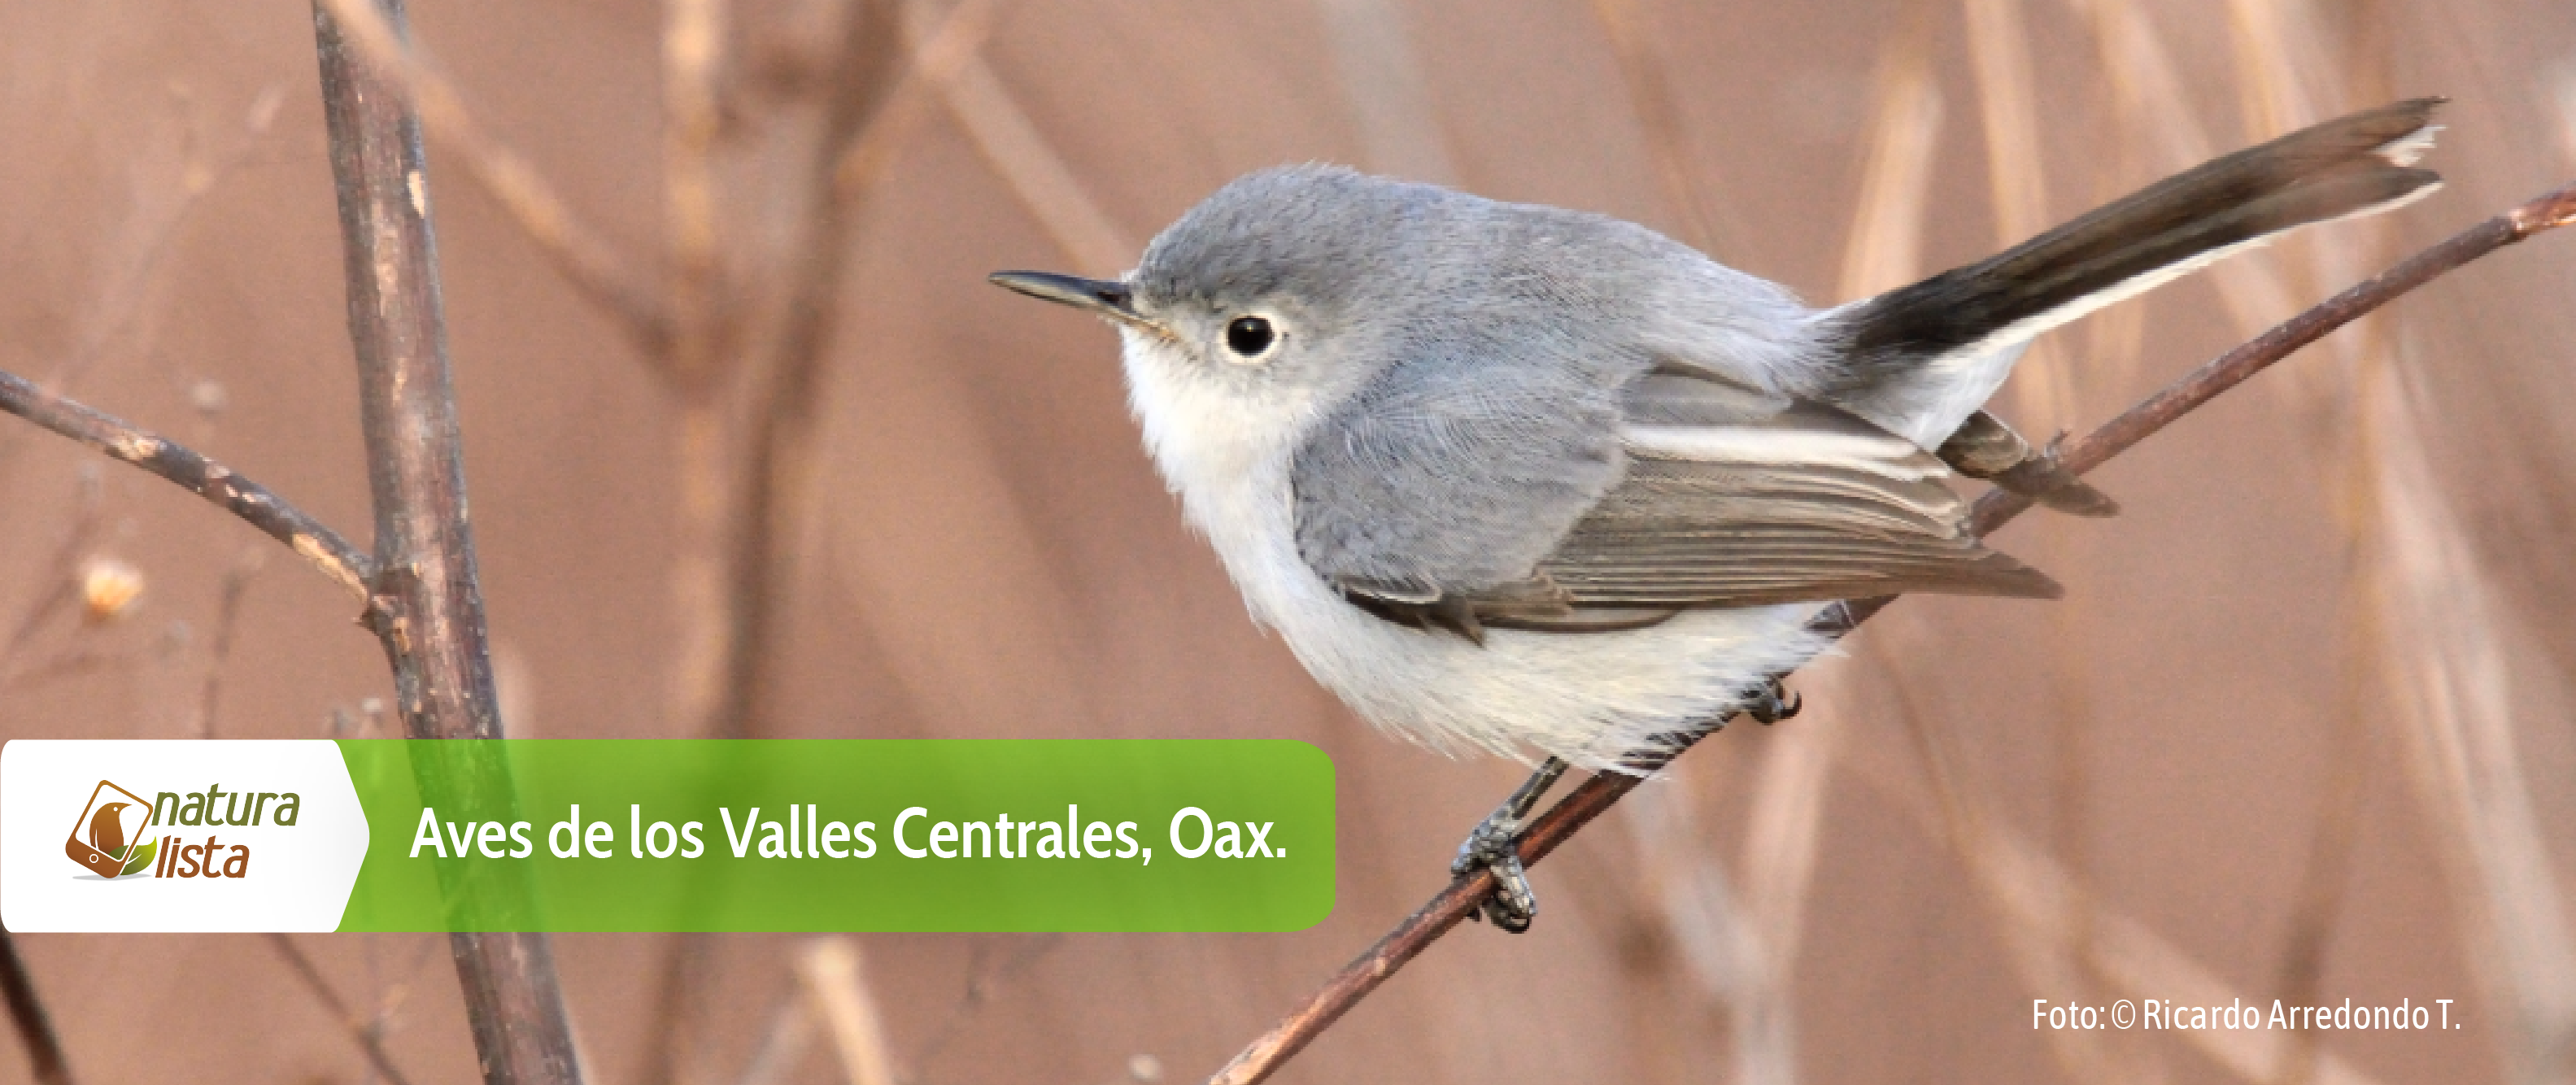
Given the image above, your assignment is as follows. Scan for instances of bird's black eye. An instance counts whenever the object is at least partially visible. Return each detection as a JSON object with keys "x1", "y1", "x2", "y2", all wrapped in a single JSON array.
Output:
[{"x1": 1225, "y1": 316, "x2": 1277, "y2": 358}]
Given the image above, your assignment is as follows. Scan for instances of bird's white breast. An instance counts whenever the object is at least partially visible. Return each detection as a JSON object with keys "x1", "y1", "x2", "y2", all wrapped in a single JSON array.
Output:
[{"x1": 1118, "y1": 333, "x2": 1842, "y2": 770}]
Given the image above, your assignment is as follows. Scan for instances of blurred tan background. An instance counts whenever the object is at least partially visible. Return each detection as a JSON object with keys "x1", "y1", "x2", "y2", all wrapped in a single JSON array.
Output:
[{"x1": 4, "y1": 0, "x2": 2575, "y2": 1082}]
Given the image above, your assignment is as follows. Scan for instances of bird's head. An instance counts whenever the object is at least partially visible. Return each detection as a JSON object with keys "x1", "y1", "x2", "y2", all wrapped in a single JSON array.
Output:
[{"x1": 991, "y1": 166, "x2": 1459, "y2": 450}]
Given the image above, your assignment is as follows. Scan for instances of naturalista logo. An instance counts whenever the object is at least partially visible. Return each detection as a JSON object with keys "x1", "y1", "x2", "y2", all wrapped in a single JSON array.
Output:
[{"x1": 61, "y1": 778, "x2": 305, "y2": 881}]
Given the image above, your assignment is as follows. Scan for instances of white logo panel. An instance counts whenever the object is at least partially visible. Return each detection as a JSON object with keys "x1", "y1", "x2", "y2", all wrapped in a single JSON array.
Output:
[{"x1": 2, "y1": 741, "x2": 371, "y2": 931}]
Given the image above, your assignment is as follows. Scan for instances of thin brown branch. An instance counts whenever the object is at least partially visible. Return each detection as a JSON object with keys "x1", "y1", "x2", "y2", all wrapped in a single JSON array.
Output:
[
  {"x1": 312, "y1": 3, "x2": 582, "y2": 1085},
  {"x1": 0, "y1": 369, "x2": 373, "y2": 599},
  {"x1": 194, "y1": 550, "x2": 268, "y2": 738},
  {"x1": 0, "y1": 930, "x2": 71, "y2": 1085},
  {"x1": 267, "y1": 934, "x2": 421, "y2": 1085},
  {"x1": 1205, "y1": 176, "x2": 2576, "y2": 1085}
]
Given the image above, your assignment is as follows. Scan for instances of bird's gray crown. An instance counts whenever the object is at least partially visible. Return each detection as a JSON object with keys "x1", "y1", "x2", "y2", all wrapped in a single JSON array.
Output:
[{"x1": 1131, "y1": 164, "x2": 1450, "y2": 318}]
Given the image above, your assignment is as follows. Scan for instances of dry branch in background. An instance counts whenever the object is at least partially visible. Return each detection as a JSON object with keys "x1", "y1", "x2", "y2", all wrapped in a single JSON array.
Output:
[
  {"x1": 800, "y1": 939, "x2": 899, "y2": 1085},
  {"x1": 0, "y1": 930, "x2": 72, "y2": 1085},
  {"x1": 909, "y1": 0, "x2": 1133, "y2": 274},
  {"x1": 1587, "y1": 0, "x2": 1737, "y2": 258},
  {"x1": 1842, "y1": 682, "x2": 2391, "y2": 1085},
  {"x1": 192, "y1": 551, "x2": 268, "y2": 739},
  {"x1": 1963, "y1": 0, "x2": 2077, "y2": 424},
  {"x1": 1318, "y1": 0, "x2": 1459, "y2": 185},
  {"x1": 1206, "y1": 177, "x2": 2576, "y2": 1085},
  {"x1": 311, "y1": 0, "x2": 669, "y2": 346}
]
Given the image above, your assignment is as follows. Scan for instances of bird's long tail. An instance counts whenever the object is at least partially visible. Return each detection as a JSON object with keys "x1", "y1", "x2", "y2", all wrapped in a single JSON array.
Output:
[{"x1": 1821, "y1": 98, "x2": 2444, "y2": 446}]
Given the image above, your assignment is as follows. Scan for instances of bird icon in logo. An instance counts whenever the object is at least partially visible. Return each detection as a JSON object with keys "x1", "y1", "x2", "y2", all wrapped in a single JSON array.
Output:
[
  {"x1": 89, "y1": 801, "x2": 132, "y2": 860},
  {"x1": 63, "y1": 783, "x2": 157, "y2": 879}
]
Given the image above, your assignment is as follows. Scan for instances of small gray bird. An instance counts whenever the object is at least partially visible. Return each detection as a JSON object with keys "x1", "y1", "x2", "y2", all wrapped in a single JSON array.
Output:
[{"x1": 994, "y1": 99, "x2": 2443, "y2": 929}]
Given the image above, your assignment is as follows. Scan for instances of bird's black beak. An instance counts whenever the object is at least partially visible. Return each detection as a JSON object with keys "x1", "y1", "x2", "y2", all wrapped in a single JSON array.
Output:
[{"x1": 987, "y1": 270, "x2": 1156, "y2": 332}]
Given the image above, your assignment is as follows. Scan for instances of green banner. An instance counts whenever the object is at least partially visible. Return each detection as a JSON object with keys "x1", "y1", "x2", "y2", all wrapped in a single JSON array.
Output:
[{"x1": 335, "y1": 740, "x2": 1335, "y2": 932}]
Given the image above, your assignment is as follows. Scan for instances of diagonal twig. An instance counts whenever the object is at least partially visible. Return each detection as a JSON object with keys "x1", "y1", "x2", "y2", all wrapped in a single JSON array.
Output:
[
  {"x1": 799, "y1": 939, "x2": 897, "y2": 1085},
  {"x1": 829, "y1": 0, "x2": 1002, "y2": 202},
  {"x1": 1205, "y1": 176, "x2": 2576, "y2": 1085},
  {"x1": 0, "y1": 369, "x2": 374, "y2": 601},
  {"x1": 906, "y1": 0, "x2": 1132, "y2": 274},
  {"x1": 311, "y1": 0, "x2": 669, "y2": 349}
]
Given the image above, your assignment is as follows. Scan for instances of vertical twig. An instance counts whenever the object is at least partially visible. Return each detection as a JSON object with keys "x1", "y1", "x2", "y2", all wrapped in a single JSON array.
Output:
[
  {"x1": 267, "y1": 934, "x2": 421, "y2": 1085},
  {"x1": 311, "y1": 3, "x2": 583, "y2": 1084},
  {"x1": 657, "y1": 0, "x2": 737, "y2": 791},
  {"x1": 728, "y1": 0, "x2": 904, "y2": 752},
  {"x1": 193, "y1": 550, "x2": 265, "y2": 739},
  {"x1": 663, "y1": 0, "x2": 730, "y2": 390},
  {"x1": 313, "y1": 0, "x2": 500, "y2": 739},
  {"x1": 0, "y1": 930, "x2": 71, "y2": 1085}
]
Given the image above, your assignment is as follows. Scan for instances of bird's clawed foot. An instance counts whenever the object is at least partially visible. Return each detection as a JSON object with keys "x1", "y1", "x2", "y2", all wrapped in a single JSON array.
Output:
[
  {"x1": 1746, "y1": 678, "x2": 1802, "y2": 725},
  {"x1": 1452, "y1": 756, "x2": 1568, "y2": 933}
]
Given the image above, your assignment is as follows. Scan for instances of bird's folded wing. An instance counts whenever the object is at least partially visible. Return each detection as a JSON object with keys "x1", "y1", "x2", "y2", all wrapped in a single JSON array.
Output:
[{"x1": 1327, "y1": 372, "x2": 2059, "y2": 635}]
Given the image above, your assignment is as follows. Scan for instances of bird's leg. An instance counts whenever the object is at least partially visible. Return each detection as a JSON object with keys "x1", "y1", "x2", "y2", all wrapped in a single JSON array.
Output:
[
  {"x1": 1746, "y1": 678, "x2": 1802, "y2": 725},
  {"x1": 1937, "y1": 410, "x2": 2120, "y2": 517},
  {"x1": 1449, "y1": 678, "x2": 1804, "y2": 930},
  {"x1": 1452, "y1": 756, "x2": 1569, "y2": 933}
]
